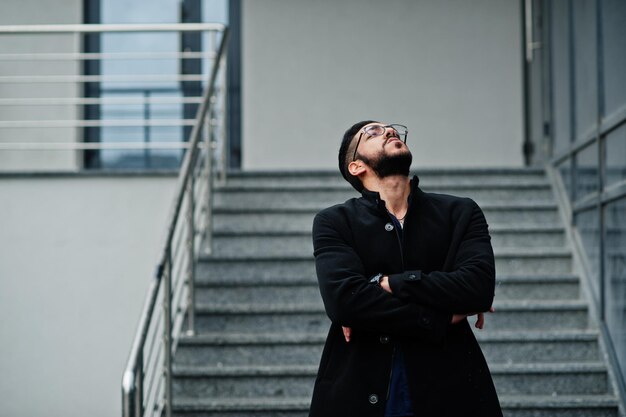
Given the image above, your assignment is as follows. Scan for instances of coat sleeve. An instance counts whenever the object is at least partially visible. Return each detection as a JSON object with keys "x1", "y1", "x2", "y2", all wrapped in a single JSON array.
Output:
[
  {"x1": 313, "y1": 211, "x2": 451, "y2": 344},
  {"x1": 388, "y1": 198, "x2": 496, "y2": 314}
]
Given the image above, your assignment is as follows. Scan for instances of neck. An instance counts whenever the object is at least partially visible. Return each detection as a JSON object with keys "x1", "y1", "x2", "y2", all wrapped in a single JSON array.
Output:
[{"x1": 363, "y1": 174, "x2": 411, "y2": 216}]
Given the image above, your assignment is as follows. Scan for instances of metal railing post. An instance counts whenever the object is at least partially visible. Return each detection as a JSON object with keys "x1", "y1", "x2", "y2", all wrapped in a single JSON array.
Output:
[
  {"x1": 186, "y1": 171, "x2": 196, "y2": 335},
  {"x1": 107, "y1": 24, "x2": 229, "y2": 417},
  {"x1": 204, "y1": 112, "x2": 213, "y2": 255},
  {"x1": 162, "y1": 251, "x2": 173, "y2": 417},
  {"x1": 122, "y1": 371, "x2": 136, "y2": 417},
  {"x1": 135, "y1": 351, "x2": 144, "y2": 417},
  {"x1": 219, "y1": 62, "x2": 228, "y2": 183}
]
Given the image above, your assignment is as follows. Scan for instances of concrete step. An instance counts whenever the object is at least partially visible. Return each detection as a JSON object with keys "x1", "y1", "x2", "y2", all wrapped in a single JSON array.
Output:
[
  {"x1": 220, "y1": 168, "x2": 548, "y2": 188},
  {"x1": 494, "y1": 274, "x2": 579, "y2": 300},
  {"x1": 209, "y1": 226, "x2": 566, "y2": 257},
  {"x1": 495, "y1": 248, "x2": 572, "y2": 275},
  {"x1": 195, "y1": 274, "x2": 580, "y2": 304},
  {"x1": 170, "y1": 170, "x2": 622, "y2": 417},
  {"x1": 212, "y1": 203, "x2": 563, "y2": 232},
  {"x1": 197, "y1": 248, "x2": 572, "y2": 279},
  {"x1": 174, "y1": 330, "x2": 600, "y2": 367},
  {"x1": 171, "y1": 362, "x2": 609, "y2": 399},
  {"x1": 491, "y1": 362, "x2": 609, "y2": 395},
  {"x1": 172, "y1": 395, "x2": 619, "y2": 417},
  {"x1": 213, "y1": 185, "x2": 555, "y2": 209},
  {"x1": 192, "y1": 300, "x2": 589, "y2": 334}
]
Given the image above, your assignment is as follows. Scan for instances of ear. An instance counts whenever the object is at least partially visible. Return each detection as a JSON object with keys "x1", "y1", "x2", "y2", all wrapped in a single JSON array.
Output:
[{"x1": 348, "y1": 160, "x2": 367, "y2": 177}]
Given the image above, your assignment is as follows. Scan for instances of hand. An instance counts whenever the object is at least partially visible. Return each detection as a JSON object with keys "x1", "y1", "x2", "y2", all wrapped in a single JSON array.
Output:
[
  {"x1": 380, "y1": 275, "x2": 392, "y2": 294},
  {"x1": 451, "y1": 307, "x2": 495, "y2": 329},
  {"x1": 342, "y1": 326, "x2": 352, "y2": 342}
]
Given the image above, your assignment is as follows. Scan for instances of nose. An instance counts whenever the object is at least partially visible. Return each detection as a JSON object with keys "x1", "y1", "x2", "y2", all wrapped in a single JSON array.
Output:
[{"x1": 385, "y1": 127, "x2": 399, "y2": 139}]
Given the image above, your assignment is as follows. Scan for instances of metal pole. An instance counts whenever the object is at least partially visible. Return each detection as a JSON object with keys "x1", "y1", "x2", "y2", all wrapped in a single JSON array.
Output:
[
  {"x1": 219, "y1": 56, "x2": 228, "y2": 183},
  {"x1": 162, "y1": 251, "x2": 173, "y2": 417},
  {"x1": 204, "y1": 112, "x2": 213, "y2": 256},
  {"x1": 122, "y1": 371, "x2": 136, "y2": 417},
  {"x1": 143, "y1": 90, "x2": 151, "y2": 169},
  {"x1": 136, "y1": 351, "x2": 144, "y2": 417},
  {"x1": 186, "y1": 172, "x2": 196, "y2": 335}
]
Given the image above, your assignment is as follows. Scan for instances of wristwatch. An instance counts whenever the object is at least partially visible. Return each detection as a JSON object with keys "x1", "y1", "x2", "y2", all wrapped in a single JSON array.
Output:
[{"x1": 369, "y1": 273, "x2": 384, "y2": 286}]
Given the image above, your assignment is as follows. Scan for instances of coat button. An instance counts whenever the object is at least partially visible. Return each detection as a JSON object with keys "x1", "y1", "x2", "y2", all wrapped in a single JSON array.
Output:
[
  {"x1": 384, "y1": 223, "x2": 394, "y2": 231},
  {"x1": 368, "y1": 394, "x2": 379, "y2": 404},
  {"x1": 379, "y1": 335, "x2": 390, "y2": 344}
]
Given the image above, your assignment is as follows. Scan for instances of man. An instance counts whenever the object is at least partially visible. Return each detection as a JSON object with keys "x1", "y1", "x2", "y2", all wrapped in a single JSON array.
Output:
[{"x1": 309, "y1": 120, "x2": 502, "y2": 417}]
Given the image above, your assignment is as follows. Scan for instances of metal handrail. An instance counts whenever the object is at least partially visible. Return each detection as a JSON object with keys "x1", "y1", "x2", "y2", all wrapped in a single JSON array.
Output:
[
  {"x1": 0, "y1": 142, "x2": 209, "y2": 150},
  {"x1": 120, "y1": 26, "x2": 229, "y2": 417},
  {"x1": 0, "y1": 23, "x2": 225, "y2": 33}
]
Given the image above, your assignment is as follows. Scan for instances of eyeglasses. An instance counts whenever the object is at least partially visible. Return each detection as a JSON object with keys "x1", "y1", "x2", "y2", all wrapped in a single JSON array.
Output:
[{"x1": 352, "y1": 124, "x2": 408, "y2": 161}]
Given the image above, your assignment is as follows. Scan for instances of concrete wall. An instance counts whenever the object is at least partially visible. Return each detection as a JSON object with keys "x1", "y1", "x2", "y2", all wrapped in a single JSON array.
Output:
[
  {"x1": 241, "y1": 0, "x2": 524, "y2": 170},
  {"x1": 0, "y1": 174, "x2": 178, "y2": 417},
  {"x1": 0, "y1": 0, "x2": 83, "y2": 171}
]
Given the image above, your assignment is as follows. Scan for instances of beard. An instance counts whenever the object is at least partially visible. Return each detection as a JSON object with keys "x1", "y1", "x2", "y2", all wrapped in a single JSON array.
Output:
[{"x1": 358, "y1": 148, "x2": 413, "y2": 179}]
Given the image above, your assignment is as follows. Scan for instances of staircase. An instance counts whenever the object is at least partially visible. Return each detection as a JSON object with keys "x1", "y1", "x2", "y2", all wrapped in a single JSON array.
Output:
[{"x1": 172, "y1": 168, "x2": 621, "y2": 417}]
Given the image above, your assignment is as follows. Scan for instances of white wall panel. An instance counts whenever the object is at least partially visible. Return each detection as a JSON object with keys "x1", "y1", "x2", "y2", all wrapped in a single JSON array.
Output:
[{"x1": 242, "y1": 0, "x2": 523, "y2": 169}]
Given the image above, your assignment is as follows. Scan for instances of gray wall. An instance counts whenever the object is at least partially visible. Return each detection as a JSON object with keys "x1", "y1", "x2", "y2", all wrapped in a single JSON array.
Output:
[
  {"x1": 0, "y1": 0, "x2": 82, "y2": 171},
  {"x1": 0, "y1": 174, "x2": 177, "y2": 417},
  {"x1": 241, "y1": 0, "x2": 524, "y2": 170}
]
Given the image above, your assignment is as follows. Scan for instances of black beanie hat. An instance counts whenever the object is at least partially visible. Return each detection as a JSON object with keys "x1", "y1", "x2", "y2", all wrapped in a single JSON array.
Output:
[{"x1": 338, "y1": 120, "x2": 378, "y2": 186}]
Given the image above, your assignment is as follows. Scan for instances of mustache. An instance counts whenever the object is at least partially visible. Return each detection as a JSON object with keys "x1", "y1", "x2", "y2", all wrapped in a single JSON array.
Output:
[{"x1": 385, "y1": 137, "x2": 401, "y2": 145}]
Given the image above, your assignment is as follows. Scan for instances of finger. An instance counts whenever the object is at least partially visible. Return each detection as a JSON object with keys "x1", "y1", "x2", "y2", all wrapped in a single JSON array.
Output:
[
  {"x1": 490, "y1": 306, "x2": 495, "y2": 313},
  {"x1": 475, "y1": 313, "x2": 485, "y2": 329},
  {"x1": 342, "y1": 326, "x2": 351, "y2": 342}
]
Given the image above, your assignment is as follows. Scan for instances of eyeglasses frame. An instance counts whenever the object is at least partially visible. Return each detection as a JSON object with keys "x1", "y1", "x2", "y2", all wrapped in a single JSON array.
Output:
[{"x1": 351, "y1": 123, "x2": 408, "y2": 162}]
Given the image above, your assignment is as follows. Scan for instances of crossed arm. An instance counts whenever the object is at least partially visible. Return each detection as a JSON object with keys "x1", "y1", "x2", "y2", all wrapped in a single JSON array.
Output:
[
  {"x1": 312, "y1": 199, "x2": 495, "y2": 344},
  {"x1": 341, "y1": 276, "x2": 495, "y2": 342}
]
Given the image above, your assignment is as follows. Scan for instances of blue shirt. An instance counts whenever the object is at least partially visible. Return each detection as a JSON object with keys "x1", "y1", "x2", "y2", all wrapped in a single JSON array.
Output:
[{"x1": 384, "y1": 211, "x2": 415, "y2": 417}]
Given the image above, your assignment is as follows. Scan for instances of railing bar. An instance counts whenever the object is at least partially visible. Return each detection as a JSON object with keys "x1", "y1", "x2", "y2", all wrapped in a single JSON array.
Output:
[
  {"x1": 171, "y1": 287, "x2": 188, "y2": 327},
  {"x1": 600, "y1": 105, "x2": 626, "y2": 137},
  {"x1": 143, "y1": 302, "x2": 164, "y2": 369},
  {"x1": 170, "y1": 237, "x2": 186, "y2": 274},
  {"x1": 122, "y1": 272, "x2": 162, "y2": 417},
  {"x1": 144, "y1": 345, "x2": 163, "y2": 399},
  {"x1": 193, "y1": 181, "x2": 209, "y2": 221},
  {"x1": 0, "y1": 74, "x2": 206, "y2": 83},
  {"x1": 0, "y1": 51, "x2": 215, "y2": 61},
  {"x1": 0, "y1": 23, "x2": 225, "y2": 33},
  {"x1": 163, "y1": 250, "x2": 173, "y2": 417},
  {"x1": 143, "y1": 346, "x2": 163, "y2": 411},
  {"x1": 171, "y1": 241, "x2": 190, "y2": 284},
  {"x1": 171, "y1": 280, "x2": 189, "y2": 322},
  {"x1": 170, "y1": 217, "x2": 189, "y2": 267},
  {"x1": 169, "y1": 266, "x2": 187, "y2": 301},
  {"x1": 171, "y1": 266, "x2": 189, "y2": 313},
  {"x1": 145, "y1": 381, "x2": 163, "y2": 417},
  {"x1": 193, "y1": 180, "x2": 209, "y2": 232},
  {"x1": 142, "y1": 316, "x2": 164, "y2": 381},
  {"x1": 171, "y1": 304, "x2": 188, "y2": 353},
  {"x1": 0, "y1": 142, "x2": 203, "y2": 151},
  {"x1": 0, "y1": 97, "x2": 204, "y2": 106},
  {"x1": 170, "y1": 251, "x2": 189, "y2": 291},
  {"x1": 144, "y1": 348, "x2": 162, "y2": 397},
  {"x1": 218, "y1": 50, "x2": 228, "y2": 182},
  {"x1": 170, "y1": 272, "x2": 189, "y2": 312},
  {"x1": 0, "y1": 119, "x2": 195, "y2": 128},
  {"x1": 152, "y1": 384, "x2": 166, "y2": 417}
]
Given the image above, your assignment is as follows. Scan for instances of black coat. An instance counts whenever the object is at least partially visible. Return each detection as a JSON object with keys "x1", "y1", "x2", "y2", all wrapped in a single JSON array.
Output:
[{"x1": 309, "y1": 175, "x2": 502, "y2": 417}]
